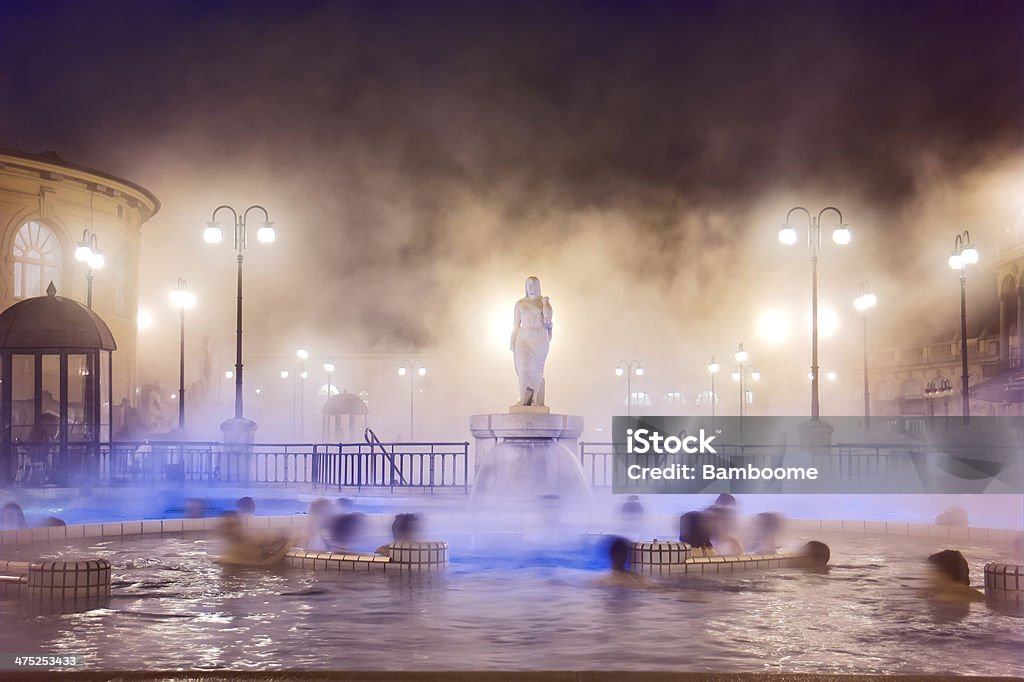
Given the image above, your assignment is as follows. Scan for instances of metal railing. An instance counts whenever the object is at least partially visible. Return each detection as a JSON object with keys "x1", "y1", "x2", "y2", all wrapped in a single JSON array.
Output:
[
  {"x1": 578, "y1": 440, "x2": 1020, "y2": 489},
  {"x1": 5, "y1": 440, "x2": 469, "y2": 491},
  {"x1": 313, "y1": 440, "x2": 469, "y2": 492}
]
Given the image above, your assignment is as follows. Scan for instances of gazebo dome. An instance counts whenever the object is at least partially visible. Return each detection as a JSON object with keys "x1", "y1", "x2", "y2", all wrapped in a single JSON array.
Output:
[
  {"x1": 322, "y1": 391, "x2": 369, "y2": 416},
  {"x1": 0, "y1": 282, "x2": 116, "y2": 351}
]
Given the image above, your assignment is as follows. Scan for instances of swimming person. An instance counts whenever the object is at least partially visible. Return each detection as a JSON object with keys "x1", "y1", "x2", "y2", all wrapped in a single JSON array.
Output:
[
  {"x1": 1, "y1": 502, "x2": 26, "y2": 530},
  {"x1": 327, "y1": 512, "x2": 366, "y2": 553},
  {"x1": 679, "y1": 511, "x2": 716, "y2": 557},
  {"x1": 707, "y1": 505, "x2": 744, "y2": 555},
  {"x1": 236, "y1": 496, "x2": 256, "y2": 515},
  {"x1": 591, "y1": 536, "x2": 653, "y2": 588},
  {"x1": 375, "y1": 513, "x2": 421, "y2": 556},
  {"x1": 749, "y1": 512, "x2": 783, "y2": 554},
  {"x1": 621, "y1": 495, "x2": 644, "y2": 521},
  {"x1": 302, "y1": 498, "x2": 335, "y2": 550},
  {"x1": 799, "y1": 541, "x2": 831, "y2": 571},
  {"x1": 217, "y1": 511, "x2": 291, "y2": 567},
  {"x1": 919, "y1": 549, "x2": 984, "y2": 602}
]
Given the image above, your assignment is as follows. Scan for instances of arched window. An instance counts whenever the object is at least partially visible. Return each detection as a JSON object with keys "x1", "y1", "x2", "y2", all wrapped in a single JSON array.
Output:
[{"x1": 12, "y1": 221, "x2": 62, "y2": 298}]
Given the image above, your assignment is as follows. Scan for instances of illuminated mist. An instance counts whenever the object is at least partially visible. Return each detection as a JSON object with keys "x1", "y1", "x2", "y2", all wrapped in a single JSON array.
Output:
[{"x1": 0, "y1": 0, "x2": 1021, "y2": 445}]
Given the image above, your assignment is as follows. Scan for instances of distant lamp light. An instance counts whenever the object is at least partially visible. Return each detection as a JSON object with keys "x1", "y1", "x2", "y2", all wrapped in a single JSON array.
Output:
[
  {"x1": 225, "y1": 370, "x2": 234, "y2": 379},
  {"x1": 961, "y1": 246, "x2": 979, "y2": 265},
  {"x1": 323, "y1": 362, "x2": 335, "y2": 373},
  {"x1": 707, "y1": 358, "x2": 720, "y2": 374},
  {"x1": 137, "y1": 308, "x2": 154, "y2": 331},
  {"x1": 203, "y1": 222, "x2": 224, "y2": 244},
  {"x1": 615, "y1": 367, "x2": 625, "y2": 377},
  {"x1": 300, "y1": 370, "x2": 308, "y2": 379},
  {"x1": 88, "y1": 251, "x2": 105, "y2": 270},
  {"x1": 634, "y1": 366, "x2": 644, "y2": 376},
  {"x1": 827, "y1": 371, "x2": 837, "y2": 382},
  {"x1": 398, "y1": 366, "x2": 407, "y2": 377},
  {"x1": 778, "y1": 225, "x2": 798, "y2": 245},
  {"x1": 832, "y1": 225, "x2": 852, "y2": 245},
  {"x1": 948, "y1": 253, "x2": 963, "y2": 271},
  {"x1": 751, "y1": 367, "x2": 761, "y2": 381},
  {"x1": 170, "y1": 281, "x2": 196, "y2": 310},
  {"x1": 256, "y1": 222, "x2": 276, "y2": 244},
  {"x1": 417, "y1": 366, "x2": 427, "y2": 377},
  {"x1": 296, "y1": 348, "x2": 309, "y2": 360},
  {"x1": 280, "y1": 370, "x2": 289, "y2": 379},
  {"x1": 854, "y1": 292, "x2": 878, "y2": 312},
  {"x1": 732, "y1": 369, "x2": 741, "y2": 381},
  {"x1": 734, "y1": 343, "x2": 748, "y2": 363},
  {"x1": 75, "y1": 243, "x2": 93, "y2": 262},
  {"x1": 255, "y1": 387, "x2": 262, "y2": 395}
]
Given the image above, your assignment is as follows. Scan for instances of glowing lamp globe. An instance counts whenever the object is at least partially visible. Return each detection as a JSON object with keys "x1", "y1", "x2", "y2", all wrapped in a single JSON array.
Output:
[
  {"x1": 961, "y1": 246, "x2": 979, "y2": 265},
  {"x1": 634, "y1": 366, "x2": 644, "y2": 376},
  {"x1": 398, "y1": 367, "x2": 407, "y2": 376},
  {"x1": 417, "y1": 366, "x2": 427, "y2": 377},
  {"x1": 948, "y1": 253, "x2": 963, "y2": 271},
  {"x1": 203, "y1": 223, "x2": 224, "y2": 244},
  {"x1": 832, "y1": 225, "x2": 851, "y2": 245},
  {"x1": 778, "y1": 225, "x2": 798, "y2": 245},
  {"x1": 75, "y1": 243, "x2": 93, "y2": 262},
  {"x1": 256, "y1": 223, "x2": 276, "y2": 244}
]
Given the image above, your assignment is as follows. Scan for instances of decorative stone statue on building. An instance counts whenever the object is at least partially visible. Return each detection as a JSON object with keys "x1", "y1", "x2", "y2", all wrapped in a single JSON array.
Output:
[{"x1": 510, "y1": 276, "x2": 553, "y2": 410}]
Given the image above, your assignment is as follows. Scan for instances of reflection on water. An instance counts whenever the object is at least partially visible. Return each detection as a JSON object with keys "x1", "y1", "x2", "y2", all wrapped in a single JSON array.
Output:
[{"x1": 0, "y1": 532, "x2": 1020, "y2": 675}]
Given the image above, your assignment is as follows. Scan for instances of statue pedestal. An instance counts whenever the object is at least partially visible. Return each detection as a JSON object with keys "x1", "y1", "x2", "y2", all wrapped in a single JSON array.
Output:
[
  {"x1": 469, "y1": 412, "x2": 590, "y2": 507},
  {"x1": 508, "y1": 404, "x2": 550, "y2": 415}
]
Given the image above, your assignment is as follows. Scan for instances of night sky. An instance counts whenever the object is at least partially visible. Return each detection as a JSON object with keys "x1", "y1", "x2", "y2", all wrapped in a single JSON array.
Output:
[{"x1": 1, "y1": 0, "x2": 1022, "y2": 403}]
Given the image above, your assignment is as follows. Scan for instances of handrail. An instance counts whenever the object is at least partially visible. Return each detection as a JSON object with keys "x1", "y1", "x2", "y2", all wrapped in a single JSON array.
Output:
[{"x1": 364, "y1": 428, "x2": 408, "y2": 486}]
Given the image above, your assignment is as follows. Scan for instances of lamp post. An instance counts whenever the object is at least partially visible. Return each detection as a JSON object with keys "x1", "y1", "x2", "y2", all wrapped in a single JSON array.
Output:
[
  {"x1": 295, "y1": 349, "x2": 309, "y2": 439},
  {"x1": 778, "y1": 207, "x2": 850, "y2": 420},
  {"x1": 398, "y1": 361, "x2": 427, "y2": 440},
  {"x1": 74, "y1": 229, "x2": 105, "y2": 310},
  {"x1": 949, "y1": 231, "x2": 979, "y2": 425},
  {"x1": 731, "y1": 344, "x2": 758, "y2": 435},
  {"x1": 323, "y1": 361, "x2": 335, "y2": 399},
  {"x1": 925, "y1": 377, "x2": 954, "y2": 428},
  {"x1": 203, "y1": 205, "x2": 276, "y2": 423},
  {"x1": 169, "y1": 278, "x2": 196, "y2": 431},
  {"x1": 707, "y1": 357, "x2": 720, "y2": 427},
  {"x1": 615, "y1": 361, "x2": 644, "y2": 417},
  {"x1": 853, "y1": 282, "x2": 878, "y2": 431}
]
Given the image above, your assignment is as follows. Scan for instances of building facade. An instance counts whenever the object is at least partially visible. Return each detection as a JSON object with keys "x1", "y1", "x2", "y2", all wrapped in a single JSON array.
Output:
[{"x1": 0, "y1": 149, "x2": 159, "y2": 429}]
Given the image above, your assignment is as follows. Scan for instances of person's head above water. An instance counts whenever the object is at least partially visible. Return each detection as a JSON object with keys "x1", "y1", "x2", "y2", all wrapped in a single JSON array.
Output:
[
  {"x1": 927, "y1": 549, "x2": 970, "y2": 586},
  {"x1": 236, "y1": 497, "x2": 256, "y2": 515},
  {"x1": 679, "y1": 511, "x2": 713, "y2": 549},
  {"x1": 801, "y1": 541, "x2": 831, "y2": 568},
  {"x1": 609, "y1": 536, "x2": 630, "y2": 572},
  {"x1": 714, "y1": 493, "x2": 736, "y2": 508},
  {"x1": 330, "y1": 512, "x2": 365, "y2": 546},
  {"x1": 392, "y1": 513, "x2": 421, "y2": 542}
]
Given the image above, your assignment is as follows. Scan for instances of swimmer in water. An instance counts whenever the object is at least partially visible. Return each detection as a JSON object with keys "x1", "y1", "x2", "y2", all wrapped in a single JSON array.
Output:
[
  {"x1": 918, "y1": 549, "x2": 984, "y2": 603},
  {"x1": 375, "y1": 513, "x2": 421, "y2": 557},
  {"x1": 679, "y1": 511, "x2": 716, "y2": 557},
  {"x1": 590, "y1": 537, "x2": 654, "y2": 588},
  {"x1": 217, "y1": 512, "x2": 291, "y2": 567}
]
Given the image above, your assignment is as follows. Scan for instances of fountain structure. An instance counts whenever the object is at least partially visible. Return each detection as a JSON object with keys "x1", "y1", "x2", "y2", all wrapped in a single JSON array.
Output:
[{"x1": 470, "y1": 277, "x2": 591, "y2": 507}]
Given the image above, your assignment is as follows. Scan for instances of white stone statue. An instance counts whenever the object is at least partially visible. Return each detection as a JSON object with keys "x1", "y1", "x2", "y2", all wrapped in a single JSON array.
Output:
[{"x1": 510, "y1": 276, "x2": 553, "y2": 407}]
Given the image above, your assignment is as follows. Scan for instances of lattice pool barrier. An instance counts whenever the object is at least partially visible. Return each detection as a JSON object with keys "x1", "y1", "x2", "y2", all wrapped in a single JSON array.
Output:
[
  {"x1": 629, "y1": 540, "x2": 814, "y2": 575},
  {"x1": 984, "y1": 563, "x2": 1023, "y2": 602}
]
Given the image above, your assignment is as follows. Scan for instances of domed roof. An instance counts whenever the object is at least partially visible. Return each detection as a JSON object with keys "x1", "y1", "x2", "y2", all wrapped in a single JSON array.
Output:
[
  {"x1": 0, "y1": 282, "x2": 116, "y2": 351},
  {"x1": 322, "y1": 391, "x2": 369, "y2": 416}
]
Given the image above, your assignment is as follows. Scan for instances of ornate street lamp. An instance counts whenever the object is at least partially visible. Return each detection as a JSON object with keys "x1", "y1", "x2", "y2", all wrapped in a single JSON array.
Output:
[{"x1": 949, "y1": 231, "x2": 979, "y2": 425}]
